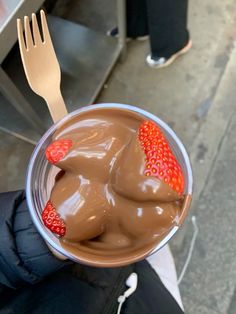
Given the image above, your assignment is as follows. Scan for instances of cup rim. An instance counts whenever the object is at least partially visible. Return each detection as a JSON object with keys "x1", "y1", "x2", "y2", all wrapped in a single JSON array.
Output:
[{"x1": 26, "y1": 103, "x2": 193, "y2": 266}]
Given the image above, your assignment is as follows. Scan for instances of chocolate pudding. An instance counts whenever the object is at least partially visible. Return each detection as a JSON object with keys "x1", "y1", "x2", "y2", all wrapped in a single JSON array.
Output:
[{"x1": 44, "y1": 107, "x2": 191, "y2": 266}]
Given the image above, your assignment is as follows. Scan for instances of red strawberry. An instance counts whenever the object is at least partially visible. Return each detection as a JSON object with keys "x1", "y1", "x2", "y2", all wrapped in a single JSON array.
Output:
[
  {"x1": 42, "y1": 201, "x2": 66, "y2": 236},
  {"x1": 138, "y1": 120, "x2": 184, "y2": 194},
  {"x1": 45, "y1": 139, "x2": 72, "y2": 164}
]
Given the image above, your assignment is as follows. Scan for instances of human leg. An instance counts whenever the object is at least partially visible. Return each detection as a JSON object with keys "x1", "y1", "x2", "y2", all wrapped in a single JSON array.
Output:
[
  {"x1": 108, "y1": 0, "x2": 149, "y2": 39},
  {"x1": 146, "y1": 0, "x2": 190, "y2": 66}
]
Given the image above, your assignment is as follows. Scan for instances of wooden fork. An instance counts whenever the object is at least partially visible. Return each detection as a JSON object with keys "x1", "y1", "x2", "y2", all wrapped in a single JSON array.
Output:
[{"x1": 17, "y1": 10, "x2": 68, "y2": 123}]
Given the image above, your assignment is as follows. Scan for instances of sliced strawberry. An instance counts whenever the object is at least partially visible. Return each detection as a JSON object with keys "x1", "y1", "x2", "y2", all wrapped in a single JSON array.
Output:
[
  {"x1": 45, "y1": 139, "x2": 72, "y2": 164},
  {"x1": 42, "y1": 201, "x2": 66, "y2": 236},
  {"x1": 138, "y1": 120, "x2": 184, "y2": 194}
]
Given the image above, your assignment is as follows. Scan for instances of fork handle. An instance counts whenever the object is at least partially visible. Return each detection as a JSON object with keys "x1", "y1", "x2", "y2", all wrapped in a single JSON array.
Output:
[{"x1": 44, "y1": 89, "x2": 68, "y2": 123}]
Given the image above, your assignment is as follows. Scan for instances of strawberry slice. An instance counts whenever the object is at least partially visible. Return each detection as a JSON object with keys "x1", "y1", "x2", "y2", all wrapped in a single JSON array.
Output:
[
  {"x1": 42, "y1": 201, "x2": 66, "y2": 236},
  {"x1": 45, "y1": 139, "x2": 72, "y2": 164},
  {"x1": 138, "y1": 120, "x2": 184, "y2": 194}
]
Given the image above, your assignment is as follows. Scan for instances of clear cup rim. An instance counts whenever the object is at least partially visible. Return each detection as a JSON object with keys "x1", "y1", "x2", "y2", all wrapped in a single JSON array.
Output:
[{"x1": 26, "y1": 103, "x2": 193, "y2": 265}]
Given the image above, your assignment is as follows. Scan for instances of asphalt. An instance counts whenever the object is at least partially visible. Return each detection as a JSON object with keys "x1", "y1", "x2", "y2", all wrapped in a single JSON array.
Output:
[{"x1": 1, "y1": 0, "x2": 236, "y2": 313}]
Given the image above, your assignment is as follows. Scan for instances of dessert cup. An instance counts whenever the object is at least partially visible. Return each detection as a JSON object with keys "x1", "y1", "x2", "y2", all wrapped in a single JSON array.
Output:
[{"x1": 26, "y1": 103, "x2": 193, "y2": 267}]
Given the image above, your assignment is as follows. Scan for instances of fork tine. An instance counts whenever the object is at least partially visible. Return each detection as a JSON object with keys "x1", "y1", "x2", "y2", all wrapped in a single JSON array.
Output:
[
  {"x1": 40, "y1": 10, "x2": 51, "y2": 44},
  {"x1": 32, "y1": 13, "x2": 42, "y2": 46},
  {"x1": 17, "y1": 19, "x2": 27, "y2": 57},
  {"x1": 24, "y1": 16, "x2": 34, "y2": 49}
]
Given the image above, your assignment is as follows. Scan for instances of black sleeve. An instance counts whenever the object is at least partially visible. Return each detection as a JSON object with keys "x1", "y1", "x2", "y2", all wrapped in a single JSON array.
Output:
[{"x1": 0, "y1": 191, "x2": 69, "y2": 289}]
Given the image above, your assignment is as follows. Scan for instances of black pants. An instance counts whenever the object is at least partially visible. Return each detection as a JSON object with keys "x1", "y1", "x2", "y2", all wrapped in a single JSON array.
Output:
[{"x1": 126, "y1": 0, "x2": 189, "y2": 58}]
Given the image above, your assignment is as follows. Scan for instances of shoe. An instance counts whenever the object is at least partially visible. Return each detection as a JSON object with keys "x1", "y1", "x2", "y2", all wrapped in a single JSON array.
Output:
[
  {"x1": 107, "y1": 27, "x2": 149, "y2": 41},
  {"x1": 146, "y1": 40, "x2": 192, "y2": 69}
]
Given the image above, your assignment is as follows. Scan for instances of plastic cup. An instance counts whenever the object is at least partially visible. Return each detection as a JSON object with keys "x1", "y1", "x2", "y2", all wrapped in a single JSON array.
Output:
[{"x1": 26, "y1": 103, "x2": 193, "y2": 267}]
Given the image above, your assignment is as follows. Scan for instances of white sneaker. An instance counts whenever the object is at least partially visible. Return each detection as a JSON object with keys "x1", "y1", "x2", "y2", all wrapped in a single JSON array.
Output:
[{"x1": 146, "y1": 40, "x2": 192, "y2": 69}]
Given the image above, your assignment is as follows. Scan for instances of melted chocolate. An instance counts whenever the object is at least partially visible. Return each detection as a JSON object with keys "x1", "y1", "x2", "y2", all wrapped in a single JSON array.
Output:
[{"x1": 49, "y1": 108, "x2": 190, "y2": 266}]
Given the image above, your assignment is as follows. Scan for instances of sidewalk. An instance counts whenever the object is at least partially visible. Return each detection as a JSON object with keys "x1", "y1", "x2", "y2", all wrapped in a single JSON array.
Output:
[
  {"x1": 1, "y1": 0, "x2": 236, "y2": 312},
  {"x1": 175, "y1": 48, "x2": 236, "y2": 313}
]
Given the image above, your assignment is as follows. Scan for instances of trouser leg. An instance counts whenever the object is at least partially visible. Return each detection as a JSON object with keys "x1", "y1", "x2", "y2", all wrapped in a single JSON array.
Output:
[
  {"x1": 146, "y1": 0, "x2": 189, "y2": 58},
  {"x1": 126, "y1": 0, "x2": 149, "y2": 37}
]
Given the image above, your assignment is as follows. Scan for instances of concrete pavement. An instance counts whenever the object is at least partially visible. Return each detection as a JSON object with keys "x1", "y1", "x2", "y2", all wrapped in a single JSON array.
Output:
[{"x1": 1, "y1": 0, "x2": 236, "y2": 312}]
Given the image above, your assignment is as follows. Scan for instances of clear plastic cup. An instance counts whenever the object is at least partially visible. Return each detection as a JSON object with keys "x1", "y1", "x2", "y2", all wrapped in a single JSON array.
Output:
[{"x1": 26, "y1": 103, "x2": 193, "y2": 267}]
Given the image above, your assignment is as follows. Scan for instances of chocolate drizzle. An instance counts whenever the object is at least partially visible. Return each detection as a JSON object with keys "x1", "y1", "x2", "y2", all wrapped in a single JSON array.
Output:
[{"x1": 49, "y1": 108, "x2": 191, "y2": 266}]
